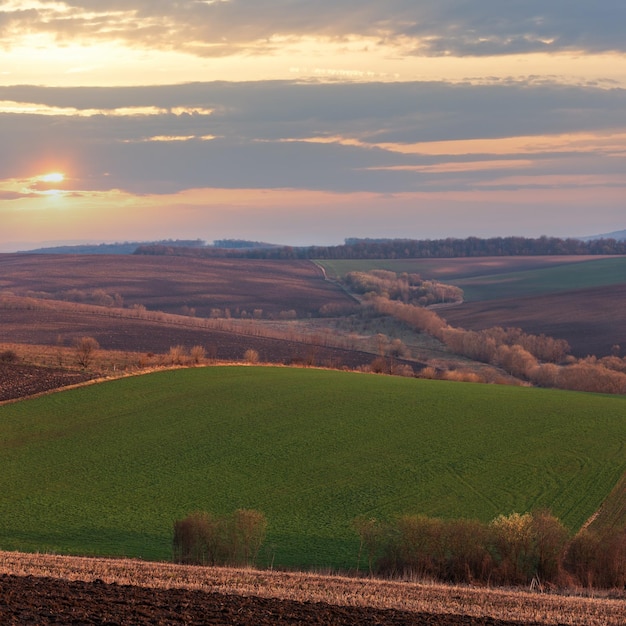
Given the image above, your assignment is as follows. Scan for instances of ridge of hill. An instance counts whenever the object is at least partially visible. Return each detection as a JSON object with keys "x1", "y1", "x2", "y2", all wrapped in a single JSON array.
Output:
[{"x1": 580, "y1": 228, "x2": 626, "y2": 241}]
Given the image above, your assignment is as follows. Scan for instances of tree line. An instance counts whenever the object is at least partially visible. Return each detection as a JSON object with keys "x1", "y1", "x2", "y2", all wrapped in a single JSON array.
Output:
[
  {"x1": 173, "y1": 508, "x2": 626, "y2": 589},
  {"x1": 135, "y1": 236, "x2": 626, "y2": 259},
  {"x1": 372, "y1": 294, "x2": 626, "y2": 394},
  {"x1": 354, "y1": 511, "x2": 626, "y2": 589}
]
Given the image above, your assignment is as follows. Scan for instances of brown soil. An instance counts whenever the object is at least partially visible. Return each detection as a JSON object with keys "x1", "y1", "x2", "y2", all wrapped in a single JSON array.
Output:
[
  {"x1": 440, "y1": 284, "x2": 626, "y2": 357},
  {"x1": 3, "y1": 552, "x2": 625, "y2": 626},
  {"x1": 0, "y1": 362, "x2": 94, "y2": 402},
  {"x1": 0, "y1": 305, "x2": 401, "y2": 372},
  {"x1": 0, "y1": 254, "x2": 353, "y2": 318},
  {"x1": 0, "y1": 574, "x2": 538, "y2": 626}
]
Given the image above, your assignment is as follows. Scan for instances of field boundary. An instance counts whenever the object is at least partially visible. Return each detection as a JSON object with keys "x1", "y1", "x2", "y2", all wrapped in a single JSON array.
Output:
[{"x1": 0, "y1": 551, "x2": 624, "y2": 625}]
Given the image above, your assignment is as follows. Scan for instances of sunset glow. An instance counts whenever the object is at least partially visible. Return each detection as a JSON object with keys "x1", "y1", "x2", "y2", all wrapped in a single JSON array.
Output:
[
  {"x1": 0, "y1": 1, "x2": 625, "y2": 251},
  {"x1": 38, "y1": 173, "x2": 65, "y2": 184}
]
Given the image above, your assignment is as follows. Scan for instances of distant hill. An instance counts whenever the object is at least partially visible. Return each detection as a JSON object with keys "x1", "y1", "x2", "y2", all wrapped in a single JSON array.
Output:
[
  {"x1": 21, "y1": 239, "x2": 282, "y2": 254},
  {"x1": 580, "y1": 229, "x2": 626, "y2": 242},
  {"x1": 212, "y1": 239, "x2": 281, "y2": 249},
  {"x1": 136, "y1": 235, "x2": 626, "y2": 259},
  {"x1": 22, "y1": 239, "x2": 206, "y2": 254}
]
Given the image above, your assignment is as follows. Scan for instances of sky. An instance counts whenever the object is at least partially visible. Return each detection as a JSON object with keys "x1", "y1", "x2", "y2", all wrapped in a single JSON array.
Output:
[{"x1": 1, "y1": 1, "x2": 625, "y2": 251}]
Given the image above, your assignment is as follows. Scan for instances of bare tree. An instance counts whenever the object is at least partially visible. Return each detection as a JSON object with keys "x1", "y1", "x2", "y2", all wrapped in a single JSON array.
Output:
[{"x1": 74, "y1": 336, "x2": 99, "y2": 368}]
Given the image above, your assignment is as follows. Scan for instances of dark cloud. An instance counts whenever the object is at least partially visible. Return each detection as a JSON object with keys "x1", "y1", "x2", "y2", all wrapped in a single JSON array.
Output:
[
  {"x1": 2, "y1": 80, "x2": 625, "y2": 141},
  {"x1": 1, "y1": 80, "x2": 624, "y2": 194},
  {"x1": 1, "y1": 1, "x2": 625, "y2": 56}
]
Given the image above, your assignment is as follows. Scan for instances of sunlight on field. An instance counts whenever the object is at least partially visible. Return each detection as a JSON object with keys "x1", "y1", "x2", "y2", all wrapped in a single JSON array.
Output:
[{"x1": 0, "y1": 367, "x2": 624, "y2": 569}]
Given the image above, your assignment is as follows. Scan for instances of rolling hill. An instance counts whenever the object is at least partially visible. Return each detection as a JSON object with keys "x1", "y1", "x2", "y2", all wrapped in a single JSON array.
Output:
[{"x1": 0, "y1": 366, "x2": 624, "y2": 570}]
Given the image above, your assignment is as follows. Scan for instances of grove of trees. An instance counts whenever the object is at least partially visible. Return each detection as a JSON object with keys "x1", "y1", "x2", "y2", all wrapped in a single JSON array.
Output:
[
  {"x1": 364, "y1": 276, "x2": 626, "y2": 394},
  {"x1": 354, "y1": 511, "x2": 626, "y2": 589}
]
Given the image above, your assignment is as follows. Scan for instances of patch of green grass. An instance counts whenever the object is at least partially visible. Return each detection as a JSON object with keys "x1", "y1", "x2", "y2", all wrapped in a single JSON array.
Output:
[
  {"x1": 317, "y1": 259, "x2": 447, "y2": 280},
  {"x1": 1, "y1": 367, "x2": 625, "y2": 569},
  {"x1": 452, "y1": 257, "x2": 626, "y2": 301},
  {"x1": 317, "y1": 257, "x2": 626, "y2": 302}
]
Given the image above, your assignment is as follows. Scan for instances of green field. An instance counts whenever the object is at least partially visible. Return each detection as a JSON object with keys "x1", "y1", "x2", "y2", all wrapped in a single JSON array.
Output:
[
  {"x1": 1, "y1": 367, "x2": 625, "y2": 569},
  {"x1": 317, "y1": 257, "x2": 626, "y2": 301},
  {"x1": 452, "y1": 257, "x2": 626, "y2": 301}
]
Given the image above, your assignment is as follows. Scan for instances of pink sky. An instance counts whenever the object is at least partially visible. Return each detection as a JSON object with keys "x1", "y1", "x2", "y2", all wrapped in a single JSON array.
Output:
[{"x1": 1, "y1": 1, "x2": 625, "y2": 250}]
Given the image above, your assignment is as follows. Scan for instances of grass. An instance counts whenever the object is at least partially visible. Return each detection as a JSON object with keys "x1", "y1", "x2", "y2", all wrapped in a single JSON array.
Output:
[
  {"x1": 0, "y1": 366, "x2": 625, "y2": 569},
  {"x1": 452, "y1": 257, "x2": 626, "y2": 301},
  {"x1": 317, "y1": 257, "x2": 626, "y2": 301}
]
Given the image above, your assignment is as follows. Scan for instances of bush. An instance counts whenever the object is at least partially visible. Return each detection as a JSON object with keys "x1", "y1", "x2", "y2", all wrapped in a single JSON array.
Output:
[
  {"x1": 229, "y1": 509, "x2": 268, "y2": 565},
  {"x1": 564, "y1": 528, "x2": 626, "y2": 588},
  {"x1": 190, "y1": 345, "x2": 206, "y2": 364},
  {"x1": 356, "y1": 509, "x2": 570, "y2": 587},
  {"x1": 244, "y1": 349, "x2": 260, "y2": 364},
  {"x1": 0, "y1": 349, "x2": 18, "y2": 363},
  {"x1": 173, "y1": 511, "x2": 225, "y2": 565},
  {"x1": 173, "y1": 509, "x2": 267, "y2": 566},
  {"x1": 167, "y1": 345, "x2": 187, "y2": 365}
]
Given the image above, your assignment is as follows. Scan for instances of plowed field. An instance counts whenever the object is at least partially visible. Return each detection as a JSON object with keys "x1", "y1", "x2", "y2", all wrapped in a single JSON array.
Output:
[
  {"x1": 0, "y1": 306, "x2": 377, "y2": 368},
  {"x1": 0, "y1": 362, "x2": 94, "y2": 403},
  {"x1": 0, "y1": 574, "x2": 534, "y2": 626},
  {"x1": 440, "y1": 284, "x2": 626, "y2": 357},
  {"x1": 0, "y1": 255, "x2": 354, "y2": 318}
]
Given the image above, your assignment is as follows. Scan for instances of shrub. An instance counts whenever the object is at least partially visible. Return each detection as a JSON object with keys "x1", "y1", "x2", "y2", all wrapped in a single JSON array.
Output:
[
  {"x1": 229, "y1": 509, "x2": 268, "y2": 565},
  {"x1": 167, "y1": 345, "x2": 188, "y2": 365},
  {"x1": 353, "y1": 517, "x2": 386, "y2": 575},
  {"x1": 0, "y1": 349, "x2": 18, "y2": 363},
  {"x1": 244, "y1": 349, "x2": 259, "y2": 364},
  {"x1": 391, "y1": 514, "x2": 447, "y2": 579},
  {"x1": 564, "y1": 528, "x2": 626, "y2": 588},
  {"x1": 529, "y1": 509, "x2": 569, "y2": 583},
  {"x1": 172, "y1": 511, "x2": 224, "y2": 565},
  {"x1": 357, "y1": 509, "x2": 569, "y2": 586},
  {"x1": 489, "y1": 512, "x2": 535, "y2": 585},
  {"x1": 190, "y1": 345, "x2": 206, "y2": 364},
  {"x1": 443, "y1": 518, "x2": 494, "y2": 583},
  {"x1": 173, "y1": 509, "x2": 267, "y2": 567},
  {"x1": 369, "y1": 356, "x2": 389, "y2": 374}
]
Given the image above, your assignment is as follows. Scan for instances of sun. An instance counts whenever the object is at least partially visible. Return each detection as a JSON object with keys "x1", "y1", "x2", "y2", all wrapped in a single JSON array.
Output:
[{"x1": 39, "y1": 172, "x2": 65, "y2": 183}]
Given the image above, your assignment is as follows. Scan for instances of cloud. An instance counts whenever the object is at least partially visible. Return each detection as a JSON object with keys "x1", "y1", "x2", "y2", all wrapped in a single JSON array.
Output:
[
  {"x1": 1, "y1": 1, "x2": 625, "y2": 57},
  {"x1": 0, "y1": 80, "x2": 624, "y2": 197},
  {"x1": 0, "y1": 190, "x2": 32, "y2": 200},
  {"x1": 3, "y1": 80, "x2": 626, "y2": 139}
]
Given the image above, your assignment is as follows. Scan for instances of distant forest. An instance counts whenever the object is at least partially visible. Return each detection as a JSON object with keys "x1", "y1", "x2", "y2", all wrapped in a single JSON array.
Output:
[
  {"x1": 26, "y1": 239, "x2": 206, "y2": 255},
  {"x1": 136, "y1": 236, "x2": 626, "y2": 259}
]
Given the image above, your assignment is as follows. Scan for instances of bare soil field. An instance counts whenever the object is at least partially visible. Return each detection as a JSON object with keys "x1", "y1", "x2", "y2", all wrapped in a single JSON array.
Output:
[
  {"x1": 440, "y1": 284, "x2": 626, "y2": 357},
  {"x1": 2, "y1": 552, "x2": 625, "y2": 626},
  {"x1": 0, "y1": 304, "x2": 388, "y2": 371},
  {"x1": 0, "y1": 254, "x2": 353, "y2": 318},
  {"x1": 0, "y1": 574, "x2": 524, "y2": 626},
  {"x1": 0, "y1": 362, "x2": 94, "y2": 403}
]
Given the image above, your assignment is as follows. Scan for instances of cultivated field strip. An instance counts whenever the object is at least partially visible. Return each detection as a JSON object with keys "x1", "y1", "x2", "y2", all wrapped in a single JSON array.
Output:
[
  {"x1": 1, "y1": 367, "x2": 625, "y2": 568},
  {"x1": 0, "y1": 551, "x2": 624, "y2": 625}
]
